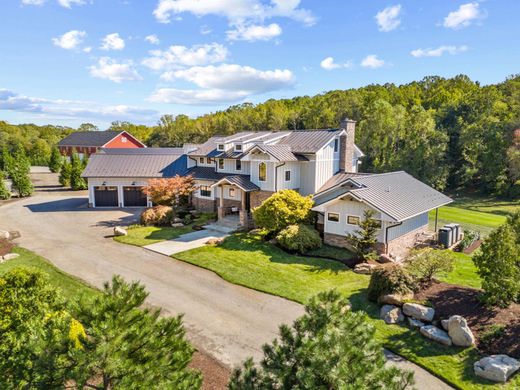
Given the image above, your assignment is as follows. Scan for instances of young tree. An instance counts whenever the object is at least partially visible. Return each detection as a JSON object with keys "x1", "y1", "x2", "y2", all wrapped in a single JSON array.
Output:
[
  {"x1": 229, "y1": 290, "x2": 414, "y2": 389},
  {"x1": 405, "y1": 248, "x2": 455, "y2": 285},
  {"x1": 70, "y1": 151, "x2": 87, "y2": 190},
  {"x1": 59, "y1": 160, "x2": 72, "y2": 187},
  {"x1": 143, "y1": 176, "x2": 194, "y2": 209},
  {"x1": 0, "y1": 171, "x2": 11, "y2": 200},
  {"x1": 48, "y1": 146, "x2": 62, "y2": 173},
  {"x1": 69, "y1": 276, "x2": 202, "y2": 390},
  {"x1": 346, "y1": 209, "x2": 380, "y2": 261},
  {"x1": 9, "y1": 148, "x2": 33, "y2": 197},
  {"x1": 252, "y1": 189, "x2": 314, "y2": 234}
]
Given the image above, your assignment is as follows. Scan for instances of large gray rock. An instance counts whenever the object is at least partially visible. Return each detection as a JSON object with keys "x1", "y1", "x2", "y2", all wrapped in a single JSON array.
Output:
[
  {"x1": 474, "y1": 355, "x2": 520, "y2": 383},
  {"x1": 378, "y1": 292, "x2": 413, "y2": 306},
  {"x1": 448, "y1": 315, "x2": 475, "y2": 347},
  {"x1": 408, "y1": 317, "x2": 425, "y2": 329},
  {"x1": 353, "y1": 263, "x2": 378, "y2": 274},
  {"x1": 403, "y1": 303, "x2": 435, "y2": 322},
  {"x1": 380, "y1": 305, "x2": 404, "y2": 324},
  {"x1": 113, "y1": 226, "x2": 128, "y2": 236},
  {"x1": 2, "y1": 253, "x2": 20, "y2": 261},
  {"x1": 419, "y1": 325, "x2": 452, "y2": 346},
  {"x1": 0, "y1": 230, "x2": 10, "y2": 240},
  {"x1": 441, "y1": 319, "x2": 449, "y2": 331}
]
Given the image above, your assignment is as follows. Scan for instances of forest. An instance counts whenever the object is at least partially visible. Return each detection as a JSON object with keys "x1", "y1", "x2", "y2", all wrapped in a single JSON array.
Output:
[{"x1": 1, "y1": 74, "x2": 519, "y2": 196}]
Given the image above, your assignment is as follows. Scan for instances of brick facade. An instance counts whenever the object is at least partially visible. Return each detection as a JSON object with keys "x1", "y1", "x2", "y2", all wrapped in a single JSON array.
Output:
[
  {"x1": 250, "y1": 190, "x2": 274, "y2": 209},
  {"x1": 192, "y1": 197, "x2": 216, "y2": 212}
]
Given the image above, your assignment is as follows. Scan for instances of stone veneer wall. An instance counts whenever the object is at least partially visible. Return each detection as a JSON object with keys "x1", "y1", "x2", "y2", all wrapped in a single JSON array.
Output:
[
  {"x1": 192, "y1": 197, "x2": 216, "y2": 212},
  {"x1": 250, "y1": 190, "x2": 274, "y2": 209}
]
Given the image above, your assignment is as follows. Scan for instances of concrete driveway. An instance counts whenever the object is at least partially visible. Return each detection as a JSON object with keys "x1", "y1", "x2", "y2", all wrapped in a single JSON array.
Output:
[{"x1": 0, "y1": 177, "x2": 452, "y2": 389}]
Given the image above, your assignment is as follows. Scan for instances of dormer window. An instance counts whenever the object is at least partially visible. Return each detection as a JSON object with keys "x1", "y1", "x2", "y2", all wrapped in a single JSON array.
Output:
[
  {"x1": 218, "y1": 158, "x2": 224, "y2": 169},
  {"x1": 218, "y1": 144, "x2": 224, "y2": 151},
  {"x1": 235, "y1": 144, "x2": 242, "y2": 151}
]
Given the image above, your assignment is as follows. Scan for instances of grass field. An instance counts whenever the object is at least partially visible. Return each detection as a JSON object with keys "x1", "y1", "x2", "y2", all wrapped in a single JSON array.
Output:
[
  {"x1": 174, "y1": 233, "x2": 515, "y2": 389},
  {"x1": 438, "y1": 251, "x2": 481, "y2": 289}
]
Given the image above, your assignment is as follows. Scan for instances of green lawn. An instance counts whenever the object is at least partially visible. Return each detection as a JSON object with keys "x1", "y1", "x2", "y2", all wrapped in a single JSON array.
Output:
[
  {"x1": 439, "y1": 251, "x2": 482, "y2": 289},
  {"x1": 305, "y1": 244, "x2": 354, "y2": 262},
  {"x1": 0, "y1": 247, "x2": 97, "y2": 300},
  {"x1": 174, "y1": 233, "x2": 517, "y2": 389}
]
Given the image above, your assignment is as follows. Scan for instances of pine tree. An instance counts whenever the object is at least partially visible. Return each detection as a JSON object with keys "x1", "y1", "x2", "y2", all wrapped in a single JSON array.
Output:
[
  {"x1": 9, "y1": 148, "x2": 33, "y2": 197},
  {"x1": 0, "y1": 171, "x2": 11, "y2": 200},
  {"x1": 48, "y1": 147, "x2": 62, "y2": 173},
  {"x1": 70, "y1": 152, "x2": 87, "y2": 190},
  {"x1": 346, "y1": 209, "x2": 380, "y2": 260},
  {"x1": 229, "y1": 290, "x2": 415, "y2": 390},
  {"x1": 59, "y1": 160, "x2": 72, "y2": 187}
]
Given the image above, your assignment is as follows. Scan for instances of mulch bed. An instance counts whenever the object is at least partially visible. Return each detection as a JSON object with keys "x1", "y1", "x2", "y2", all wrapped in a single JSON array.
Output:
[
  {"x1": 190, "y1": 351, "x2": 231, "y2": 390},
  {"x1": 415, "y1": 281, "x2": 520, "y2": 358},
  {"x1": 462, "y1": 239, "x2": 482, "y2": 254}
]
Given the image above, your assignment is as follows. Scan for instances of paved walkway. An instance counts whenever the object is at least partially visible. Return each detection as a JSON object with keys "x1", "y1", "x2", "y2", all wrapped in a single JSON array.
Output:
[{"x1": 144, "y1": 229, "x2": 229, "y2": 255}]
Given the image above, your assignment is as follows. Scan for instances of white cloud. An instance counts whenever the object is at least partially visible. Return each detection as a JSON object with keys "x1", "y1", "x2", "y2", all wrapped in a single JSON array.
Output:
[
  {"x1": 145, "y1": 34, "x2": 160, "y2": 45},
  {"x1": 200, "y1": 25, "x2": 212, "y2": 35},
  {"x1": 52, "y1": 30, "x2": 86, "y2": 50},
  {"x1": 142, "y1": 43, "x2": 228, "y2": 70},
  {"x1": 83, "y1": 46, "x2": 92, "y2": 53},
  {"x1": 227, "y1": 23, "x2": 282, "y2": 41},
  {"x1": 0, "y1": 88, "x2": 158, "y2": 121},
  {"x1": 375, "y1": 5, "x2": 402, "y2": 32},
  {"x1": 21, "y1": 0, "x2": 46, "y2": 5},
  {"x1": 100, "y1": 33, "x2": 125, "y2": 51},
  {"x1": 57, "y1": 0, "x2": 85, "y2": 8},
  {"x1": 88, "y1": 57, "x2": 142, "y2": 83},
  {"x1": 320, "y1": 56, "x2": 352, "y2": 70},
  {"x1": 443, "y1": 2, "x2": 484, "y2": 29},
  {"x1": 361, "y1": 54, "x2": 385, "y2": 69},
  {"x1": 151, "y1": 63, "x2": 294, "y2": 105},
  {"x1": 411, "y1": 45, "x2": 468, "y2": 58},
  {"x1": 153, "y1": 0, "x2": 315, "y2": 26}
]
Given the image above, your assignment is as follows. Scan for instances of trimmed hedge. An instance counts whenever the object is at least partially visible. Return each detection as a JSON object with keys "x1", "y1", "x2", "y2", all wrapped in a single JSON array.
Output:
[{"x1": 276, "y1": 224, "x2": 322, "y2": 254}]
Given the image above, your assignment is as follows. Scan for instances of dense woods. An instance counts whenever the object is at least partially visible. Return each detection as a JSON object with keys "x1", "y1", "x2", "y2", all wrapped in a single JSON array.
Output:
[{"x1": 1, "y1": 74, "x2": 519, "y2": 196}]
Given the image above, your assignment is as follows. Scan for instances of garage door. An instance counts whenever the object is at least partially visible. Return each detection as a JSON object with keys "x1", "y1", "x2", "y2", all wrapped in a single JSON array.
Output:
[
  {"x1": 94, "y1": 186, "x2": 118, "y2": 207},
  {"x1": 123, "y1": 186, "x2": 147, "y2": 207}
]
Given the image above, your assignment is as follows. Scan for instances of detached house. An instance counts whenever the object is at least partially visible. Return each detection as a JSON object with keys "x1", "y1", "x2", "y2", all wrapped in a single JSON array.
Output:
[{"x1": 58, "y1": 130, "x2": 146, "y2": 158}]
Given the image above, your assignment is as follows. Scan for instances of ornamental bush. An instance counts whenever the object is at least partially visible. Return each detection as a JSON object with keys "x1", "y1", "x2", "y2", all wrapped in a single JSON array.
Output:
[
  {"x1": 367, "y1": 265, "x2": 416, "y2": 303},
  {"x1": 48, "y1": 147, "x2": 62, "y2": 173},
  {"x1": 59, "y1": 160, "x2": 72, "y2": 187},
  {"x1": 405, "y1": 248, "x2": 455, "y2": 284},
  {"x1": 252, "y1": 190, "x2": 314, "y2": 234},
  {"x1": 276, "y1": 224, "x2": 322, "y2": 254},
  {"x1": 0, "y1": 171, "x2": 11, "y2": 200},
  {"x1": 140, "y1": 205, "x2": 173, "y2": 226}
]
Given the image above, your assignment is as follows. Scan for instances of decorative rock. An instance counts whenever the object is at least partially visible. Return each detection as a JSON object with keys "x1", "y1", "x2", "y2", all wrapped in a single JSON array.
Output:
[
  {"x1": 380, "y1": 305, "x2": 404, "y2": 324},
  {"x1": 474, "y1": 355, "x2": 520, "y2": 383},
  {"x1": 447, "y1": 315, "x2": 475, "y2": 347},
  {"x1": 0, "y1": 230, "x2": 10, "y2": 240},
  {"x1": 403, "y1": 303, "x2": 435, "y2": 322},
  {"x1": 419, "y1": 325, "x2": 452, "y2": 346},
  {"x1": 441, "y1": 319, "x2": 449, "y2": 331},
  {"x1": 353, "y1": 263, "x2": 378, "y2": 274},
  {"x1": 171, "y1": 223, "x2": 184, "y2": 227},
  {"x1": 378, "y1": 292, "x2": 413, "y2": 306},
  {"x1": 408, "y1": 317, "x2": 425, "y2": 329},
  {"x1": 378, "y1": 254, "x2": 394, "y2": 263},
  {"x1": 206, "y1": 238, "x2": 224, "y2": 245},
  {"x1": 113, "y1": 226, "x2": 128, "y2": 236},
  {"x1": 2, "y1": 253, "x2": 20, "y2": 261},
  {"x1": 173, "y1": 217, "x2": 183, "y2": 223}
]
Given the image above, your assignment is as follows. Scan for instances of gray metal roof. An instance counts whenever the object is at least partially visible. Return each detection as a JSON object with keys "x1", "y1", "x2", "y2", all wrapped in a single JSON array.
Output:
[
  {"x1": 317, "y1": 171, "x2": 370, "y2": 193},
  {"x1": 184, "y1": 166, "x2": 258, "y2": 191},
  {"x1": 278, "y1": 129, "x2": 343, "y2": 153},
  {"x1": 58, "y1": 131, "x2": 124, "y2": 147},
  {"x1": 211, "y1": 176, "x2": 260, "y2": 192},
  {"x1": 313, "y1": 171, "x2": 453, "y2": 222},
  {"x1": 99, "y1": 147, "x2": 184, "y2": 155},
  {"x1": 82, "y1": 153, "x2": 187, "y2": 178},
  {"x1": 245, "y1": 144, "x2": 298, "y2": 161}
]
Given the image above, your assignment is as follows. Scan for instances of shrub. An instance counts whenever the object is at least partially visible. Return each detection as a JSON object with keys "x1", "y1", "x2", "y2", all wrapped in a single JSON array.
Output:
[
  {"x1": 0, "y1": 171, "x2": 11, "y2": 200},
  {"x1": 458, "y1": 229, "x2": 480, "y2": 250},
  {"x1": 48, "y1": 147, "x2": 62, "y2": 173},
  {"x1": 59, "y1": 160, "x2": 72, "y2": 187},
  {"x1": 405, "y1": 248, "x2": 455, "y2": 284},
  {"x1": 252, "y1": 190, "x2": 313, "y2": 234},
  {"x1": 140, "y1": 206, "x2": 173, "y2": 226},
  {"x1": 276, "y1": 224, "x2": 322, "y2": 254},
  {"x1": 367, "y1": 265, "x2": 416, "y2": 302},
  {"x1": 182, "y1": 214, "x2": 193, "y2": 225},
  {"x1": 346, "y1": 209, "x2": 379, "y2": 261}
]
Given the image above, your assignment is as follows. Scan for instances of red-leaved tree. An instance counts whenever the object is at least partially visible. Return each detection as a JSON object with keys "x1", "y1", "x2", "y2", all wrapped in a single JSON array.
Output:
[{"x1": 143, "y1": 176, "x2": 194, "y2": 208}]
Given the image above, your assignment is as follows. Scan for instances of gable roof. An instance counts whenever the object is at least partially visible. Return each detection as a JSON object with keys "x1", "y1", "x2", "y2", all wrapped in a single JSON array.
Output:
[
  {"x1": 313, "y1": 171, "x2": 453, "y2": 222},
  {"x1": 58, "y1": 131, "x2": 124, "y2": 147},
  {"x1": 277, "y1": 129, "x2": 343, "y2": 153}
]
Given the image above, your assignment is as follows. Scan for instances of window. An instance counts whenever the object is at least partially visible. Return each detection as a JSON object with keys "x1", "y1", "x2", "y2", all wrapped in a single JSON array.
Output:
[
  {"x1": 347, "y1": 215, "x2": 360, "y2": 225},
  {"x1": 284, "y1": 170, "x2": 291, "y2": 181},
  {"x1": 206, "y1": 158, "x2": 212, "y2": 164},
  {"x1": 374, "y1": 219, "x2": 382, "y2": 229},
  {"x1": 235, "y1": 159, "x2": 242, "y2": 171},
  {"x1": 235, "y1": 144, "x2": 242, "y2": 151},
  {"x1": 334, "y1": 138, "x2": 339, "y2": 152},
  {"x1": 229, "y1": 188, "x2": 236, "y2": 197},
  {"x1": 199, "y1": 157, "x2": 204, "y2": 164},
  {"x1": 327, "y1": 212, "x2": 340, "y2": 222},
  {"x1": 218, "y1": 144, "x2": 224, "y2": 151},
  {"x1": 218, "y1": 158, "x2": 224, "y2": 169},
  {"x1": 200, "y1": 186, "x2": 212, "y2": 197},
  {"x1": 121, "y1": 136, "x2": 128, "y2": 143},
  {"x1": 258, "y1": 162, "x2": 267, "y2": 182}
]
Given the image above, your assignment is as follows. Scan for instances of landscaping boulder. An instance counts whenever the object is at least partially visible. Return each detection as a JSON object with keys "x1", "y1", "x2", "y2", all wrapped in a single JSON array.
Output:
[
  {"x1": 419, "y1": 325, "x2": 452, "y2": 346},
  {"x1": 378, "y1": 254, "x2": 394, "y2": 263},
  {"x1": 113, "y1": 227, "x2": 128, "y2": 236},
  {"x1": 408, "y1": 317, "x2": 425, "y2": 329},
  {"x1": 206, "y1": 237, "x2": 224, "y2": 245},
  {"x1": 378, "y1": 292, "x2": 413, "y2": 306},
  {"x1": 474, "y1": 355, "x2": 520, "y2": 383},
  {"x1": 1, "y1": 253, "x2": 19, "y2": 261},
  {"x1": 380, "y1": 305, "x2": 404, "y2": 324},
  {"x1": 403, "y1": 303, "x2": 435, "y2": 322},
  {"x1": 172, "y1": 217, "x2": 183, "y2": 224},
  {"x1": 448, "y1": 315, "x2": 475, "y2": 347},
  {"x1": 353, "y1": 262, "x2": 378, "y2": 274},
  {"x1": 171, "y1": 223, "x2": 184, "y2": 228},
  {"x1": 441, "y1": 319, "x2": 449, "y2": 331},
  {"x1": 0, "y1": 230, "x2": 10, "y2": 240}
]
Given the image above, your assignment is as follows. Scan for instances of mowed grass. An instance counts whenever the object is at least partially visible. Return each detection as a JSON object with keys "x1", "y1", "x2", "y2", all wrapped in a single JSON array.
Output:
[
  {"x1": 174, "y1": 233, "x2": 518, "y2": 389},
  {"x1": 0, "y1": 247, "x2": 97, "y2": 300},
  {"x1": 438, "y1": 251, "x2": 482, "y2": 289}
]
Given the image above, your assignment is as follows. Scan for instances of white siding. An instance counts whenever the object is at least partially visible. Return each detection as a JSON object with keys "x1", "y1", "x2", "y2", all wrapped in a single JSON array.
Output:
[
  {"x1": 249, "y1": 153, "x2": 276, "y2": 191},
  {"x1": 276, "y1": 161, "x2": 301, "y2": 191},
  {"x1": 215, "y1": 158, "x2": 251, "y2": 175},
  {"x1": 387, "y1": 213, "x2": 429, "y2": 241},
  {"x1": 193, "y1": 179, "x2": 215, "y2": 200},
  {"x1": 314, "y1": 138, "x2": 341, "y2": 193},
  {"x1": 299, "y1": 159, "x2": 316, "y2": 195},
  {"x1": 87, "y1": 177, "x2": 152, "y2": 207}
]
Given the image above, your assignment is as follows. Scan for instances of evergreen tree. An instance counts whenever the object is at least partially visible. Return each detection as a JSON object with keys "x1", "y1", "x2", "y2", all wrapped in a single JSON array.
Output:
[
  {"x1": 346, "y1": 209, "x2": 380, "y2": 261},
  {"x1": 70, "y1": 152, "x2": 87, "y2": 190},
  {"x1": 69, "y1": 276, "x2": 202, "y2": 390},
  {"x1": 48, "y1": 146, "x2": 62, "y2": 173},
  {"x1": 9, "y1": 148, "x2": 33, "y2": 197},
  {"x1": 59, "y1": 160, "x2": 72, "y2": 187},
  {"x1": 0, "y1": 171, "x2": 11, "y2": 200},
  {"x1": 229, "y1": 290, "x2": 414, "y2": 389}
]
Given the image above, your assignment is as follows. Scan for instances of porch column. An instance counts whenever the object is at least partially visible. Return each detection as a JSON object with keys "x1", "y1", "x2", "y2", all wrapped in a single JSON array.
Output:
[
  {"x1": 239, "y1": 189, "x2": 249, "y2": 228},
  {"x1": 217, "y1": 185, "x2": 225, "y2": 220}
]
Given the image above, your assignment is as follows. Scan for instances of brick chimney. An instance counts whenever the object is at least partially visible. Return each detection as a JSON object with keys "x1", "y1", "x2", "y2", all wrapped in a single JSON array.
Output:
[{"x1": 339, "y1": 118, "x2": 356, "y2": 172}]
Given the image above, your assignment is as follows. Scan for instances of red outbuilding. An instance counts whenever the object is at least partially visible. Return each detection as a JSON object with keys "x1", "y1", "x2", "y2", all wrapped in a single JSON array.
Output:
[{"x1": 58, "y1": 130, "x2": 145, "y2": 157}]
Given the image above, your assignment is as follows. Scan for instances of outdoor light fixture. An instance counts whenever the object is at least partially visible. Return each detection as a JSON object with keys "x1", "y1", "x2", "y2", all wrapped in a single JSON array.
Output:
[
  {"x1": 131, "y1": 181, "x2": 136, "y2": 185},
  {"x1": 102, "y1": 181, "x2": 107, "y2": 186}
]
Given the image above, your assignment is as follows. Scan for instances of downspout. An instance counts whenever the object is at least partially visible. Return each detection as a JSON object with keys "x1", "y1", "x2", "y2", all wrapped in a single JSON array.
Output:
[
  {"x1": 274, "y1": 162, "x2": 286, "y2": 192},
  {"x1": 385, "y1": 221, "x2": 403, "y2": 254}
]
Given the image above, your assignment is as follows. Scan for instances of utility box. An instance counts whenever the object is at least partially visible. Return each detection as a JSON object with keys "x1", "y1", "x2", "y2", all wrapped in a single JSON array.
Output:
[
  {"x1": 445, "y1": 223, "x2": 460, "y2": 245},
  {"x1": 438, "y1": 227, "x2": 452, "y2": 248}
]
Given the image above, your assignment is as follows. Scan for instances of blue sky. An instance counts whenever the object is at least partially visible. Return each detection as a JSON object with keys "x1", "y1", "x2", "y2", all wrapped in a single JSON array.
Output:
[{"x1": 0, "y1": 0, "x2": 518, "y2": 128}]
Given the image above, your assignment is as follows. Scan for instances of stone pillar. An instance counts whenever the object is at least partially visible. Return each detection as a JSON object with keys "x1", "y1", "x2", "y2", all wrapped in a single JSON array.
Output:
[
  {"x1": 339, "y1": 118, "x2": 356, "y2": 172},
  {"x1": 217, "y1": 185, "x2": 225, "y2": 220},
  {"x1": 239, "y1": 189, "x2": 249, "y2": 228}
]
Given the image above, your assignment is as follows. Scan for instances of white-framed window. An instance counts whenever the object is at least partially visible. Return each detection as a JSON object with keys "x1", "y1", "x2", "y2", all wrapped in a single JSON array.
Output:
[
  {"x1": 327, "y1": 212, "x2": 340, "y2": 222},
  {"x1": 229, "y1": 188, "x2": 236, "y2": 198},
  {"x1": 235, "y1": 144, "x2": 242, "y2": 151},
  {"x1": 334, "y1": 138, "x2": 338, "y2": 152},
  {"x1": 259, "y1": 162, "x2": 267, "y2": 182},
  {"x1": 199, "y1": 157, "x2": 204, "y2": 164},
  {"x1": 218, "y1": 144, "x2": 224, "y2": 151},
  {"x1": 284, "y1": 170, "x2": 291, "y2": 181},
  {"x1": 236, "y1": 159, "x2": 242, "y2": 171},
  {"x1": 206, "y1": 157, "x2": 212, "y2": 164},
  {"x1": 200, "y1": 186, "x2": 212, "y2": 198},
  {"x1": 218, "y1": 158, "x2": 224, "y2": 169},
  {"x1": 347, "y1": 215, "x2": 360, "y2": 225}
]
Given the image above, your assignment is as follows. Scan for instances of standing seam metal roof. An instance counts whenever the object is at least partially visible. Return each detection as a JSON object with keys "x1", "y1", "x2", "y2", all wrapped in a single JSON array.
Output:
[{"x1": 58, "y1": 131, "x2": 124, "y2": 147}]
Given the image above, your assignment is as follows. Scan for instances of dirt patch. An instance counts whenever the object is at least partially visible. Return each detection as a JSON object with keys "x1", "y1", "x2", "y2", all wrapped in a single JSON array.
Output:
[
  {"x1": 415, "y1": 281, "x2": 520, "y2": 358},
  {"x1": 190, "y1": 351, "x2": 230, "y2": 390},
  {"x1": 462, "y1": 239, "x2": 482, "y2": 254},
  {"x1": 0, "y1": 239, "x2": 14, "y2": 257}
]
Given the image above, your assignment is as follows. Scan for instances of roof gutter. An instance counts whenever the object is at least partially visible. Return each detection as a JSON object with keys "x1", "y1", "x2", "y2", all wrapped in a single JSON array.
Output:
[
  {"x1": 275, "y1": 162, "x2": 286, "y2": 192},
  {"x1": 385, "y1": 221, "x2": 403, "y2": 253}
]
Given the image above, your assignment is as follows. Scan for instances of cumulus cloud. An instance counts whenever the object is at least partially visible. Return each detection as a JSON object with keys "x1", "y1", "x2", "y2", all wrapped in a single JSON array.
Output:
[
  {"x1": 411, "y1": 45, "x2": 468, "y2": 58},
  {"x1": 227, "y1": 23, "x2": 282, "y2": 41},
  {"x1": 142, "y1": 43, "x2": 228, "y2": 70},
  {"x1": 443, "y1": 2, "x2": 484, "y2": 29},
  {"x1": 375, "y1": 5, "x2": 401, "y2": 32},
  {"x1": 0, "y1": 88, "x2": 158, "y2": 121},
  {"x1": 361, "y1": 54, "x2": 385, "y2": 69},
  {"x1": 150, "y1": 63, "x2": 294, "y2": 105},
  {"x1": 88, "y1": 57, "x2": 142, "y2": 83},
  {"x1": 57, "y1": 0, "x2": 85, "y2": 8},
  {"x1": 100, "y1": 33, "x2": 125, "y2": 51},
  {"x1": 52, "y1": 30, "x2": 86, "y2": 50},
  {"x1": 145, "y1": 34, "x2": 160, "y2": 45},
  {"x1": 320, "y1": 57, "x2": 352, "y2": 71},
  {"x1": 21, "y1": 0, "x2": 46, "y2": 5}
]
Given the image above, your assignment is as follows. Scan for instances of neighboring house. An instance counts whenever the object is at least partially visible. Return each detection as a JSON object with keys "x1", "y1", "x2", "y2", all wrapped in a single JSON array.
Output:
[
  {"x1": 58, "y1": 130, "x2": 146, "y2": 158},
  {"x1": 312, "y1": 171, "x2": 452, "y2": 258}
]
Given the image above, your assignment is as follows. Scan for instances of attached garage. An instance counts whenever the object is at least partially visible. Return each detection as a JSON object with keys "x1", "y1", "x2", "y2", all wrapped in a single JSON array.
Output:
[
  {"x1": 94, "y1": 186, "x2": 118, "y2": 207},
  {"x1": 123, "y1": 186, "x2": 147, "y2": 207}
]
